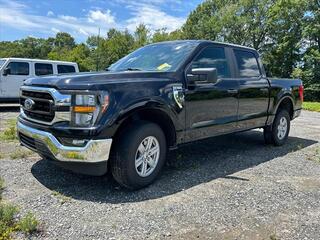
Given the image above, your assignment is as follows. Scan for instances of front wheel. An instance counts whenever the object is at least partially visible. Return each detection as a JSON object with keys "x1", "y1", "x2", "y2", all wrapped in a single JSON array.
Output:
[
  {"x1": 264, "y1": 109, "x2": 290, "y2": 146},
  {"x1": 111, "y1": 122, "x2": 167, "y2": 190}
]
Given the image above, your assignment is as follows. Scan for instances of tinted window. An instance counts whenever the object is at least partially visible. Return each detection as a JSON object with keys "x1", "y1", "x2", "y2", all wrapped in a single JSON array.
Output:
[
  {"x1": 234, "y1": 50, "x2": 260, "y2": 77},
  {"x1": 191, "y1": 47, "x2": 230, "y2": 78},
  {"x1": 58, "y1": 65, "x2": 76, "y2": 74},
  {"x1": 35, "y1": 63, "x2": 53, "y2": 76},
  {"x1": 6, "y1": 62, "x2": 29, "y2": 75}
]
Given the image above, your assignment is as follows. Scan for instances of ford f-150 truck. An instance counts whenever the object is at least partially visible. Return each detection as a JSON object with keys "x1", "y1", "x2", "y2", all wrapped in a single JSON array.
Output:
[{"x1": 17, "y1": 40, "x2": 303, "y2": 189}]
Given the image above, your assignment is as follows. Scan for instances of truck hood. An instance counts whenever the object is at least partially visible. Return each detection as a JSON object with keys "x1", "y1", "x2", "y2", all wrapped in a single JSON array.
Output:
[{"x1": 23, "y1": 71, "x2": 177, "y2": 90}]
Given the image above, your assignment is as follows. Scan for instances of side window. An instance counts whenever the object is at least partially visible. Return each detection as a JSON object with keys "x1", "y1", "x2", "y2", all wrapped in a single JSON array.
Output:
[
  {"x1": 57, "y1": 65, "x2": 76, "y2": 74},
  {"x1": 35, "y1": 63, "x2": 53, "y2": 76},
  {"x1": 6, "y1": 62, "x2": 29, "y2": 75},
  {"x1": 191, "y1": 47, "x2": 230, "y2": 78},
  {"x1": 234, "y1": 50, "x2": 261, "y2": 77}
]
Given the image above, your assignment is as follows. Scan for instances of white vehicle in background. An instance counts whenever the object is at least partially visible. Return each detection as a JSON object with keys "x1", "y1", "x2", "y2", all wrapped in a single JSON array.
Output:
[{"x1": 0, "y1": 58, "x2": 79, "y2": 102}]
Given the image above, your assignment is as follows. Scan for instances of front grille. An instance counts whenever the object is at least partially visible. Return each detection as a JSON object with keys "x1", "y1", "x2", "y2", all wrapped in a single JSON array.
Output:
[
  {"x1": 21, "y1": 90, "x2": 53, "y2": 100},
  {"x1": 23, "y1": 109, "x2": 54, "y2": 122},
  {"x1": 20, "y1": 90, "x2": 55, "y2": 123}
]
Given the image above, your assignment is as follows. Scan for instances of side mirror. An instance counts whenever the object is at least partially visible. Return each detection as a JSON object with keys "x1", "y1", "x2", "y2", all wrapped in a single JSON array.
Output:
[
  {"x1": 3, "y1": 68, "x2": 10, "y2": 76},
  {"x1": 187, "y1": 68, "x2": 218, "y2": 84}
]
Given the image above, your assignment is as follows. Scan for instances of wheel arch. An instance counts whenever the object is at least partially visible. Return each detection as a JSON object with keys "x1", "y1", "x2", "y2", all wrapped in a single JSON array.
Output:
[
  {"x1": 273, "y1": 95, "x2": 294, "y2": 120},
  {"x1": 113, "y1": 106, "x2": 177, "y2": 148}
]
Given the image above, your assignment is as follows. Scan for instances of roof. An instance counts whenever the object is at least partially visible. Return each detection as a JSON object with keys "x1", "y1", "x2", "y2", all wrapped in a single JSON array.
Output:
[
  {"x1": 150, "y1": 40, "x2": 256, "y2": 51},
  {"x1": 0, "y1": 58, "x2": 77, "y2": 64}
]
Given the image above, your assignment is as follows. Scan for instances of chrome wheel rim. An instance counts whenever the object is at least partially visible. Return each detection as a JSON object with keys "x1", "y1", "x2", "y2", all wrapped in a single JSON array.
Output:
[
  {"x1": 277, "y1": 116, "x2": 288, "y2": 140},
  {"x1": 135, "y1": 136, "x2": 160, "y2": 177}
]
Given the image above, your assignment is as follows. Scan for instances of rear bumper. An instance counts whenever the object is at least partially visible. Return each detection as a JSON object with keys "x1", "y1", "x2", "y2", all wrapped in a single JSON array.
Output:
[{"x1": 17, "y1": 121, "x2": 112, "y2": 163}]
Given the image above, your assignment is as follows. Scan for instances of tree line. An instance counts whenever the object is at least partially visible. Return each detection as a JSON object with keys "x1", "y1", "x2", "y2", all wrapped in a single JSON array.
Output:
[{"x1": 0, "y1": 0, "x2": 318, "y2": 99}]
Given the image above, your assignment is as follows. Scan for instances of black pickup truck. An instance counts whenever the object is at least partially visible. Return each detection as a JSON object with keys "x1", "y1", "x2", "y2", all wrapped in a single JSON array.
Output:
[{"x1": 17, "y1": 40, "x2": 303, "y2": 189}]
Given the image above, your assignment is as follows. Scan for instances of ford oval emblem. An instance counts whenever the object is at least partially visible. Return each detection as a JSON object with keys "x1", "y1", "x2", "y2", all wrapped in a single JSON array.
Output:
[{"x1": 24, "y1": 98, "x2": 35, "y2": 110}]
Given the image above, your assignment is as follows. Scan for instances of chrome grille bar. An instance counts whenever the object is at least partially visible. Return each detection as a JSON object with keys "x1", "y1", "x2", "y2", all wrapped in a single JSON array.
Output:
[{"x1": 20, "y1": 86, "x2": 71, "y2": 125}]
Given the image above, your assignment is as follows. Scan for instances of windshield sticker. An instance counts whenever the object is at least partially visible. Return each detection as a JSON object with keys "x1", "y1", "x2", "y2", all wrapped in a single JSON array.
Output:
[{"x1": 157, "y1": 63, "x2": 171, "y2": 71}]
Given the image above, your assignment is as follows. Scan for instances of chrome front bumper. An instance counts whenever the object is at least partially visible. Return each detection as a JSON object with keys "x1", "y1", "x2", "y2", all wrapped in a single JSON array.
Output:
[{"x1": 17, "y1": 121, "x2": 112, "y2": 163}]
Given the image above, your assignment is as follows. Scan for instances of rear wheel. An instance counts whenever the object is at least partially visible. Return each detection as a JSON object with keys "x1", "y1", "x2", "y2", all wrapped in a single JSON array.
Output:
[
  {"x1": 111, "y1": 121, "x2": 167, "y2": 190},
  {"x1": 264, "y1": 109, "x2": 290, "y2": 146}
]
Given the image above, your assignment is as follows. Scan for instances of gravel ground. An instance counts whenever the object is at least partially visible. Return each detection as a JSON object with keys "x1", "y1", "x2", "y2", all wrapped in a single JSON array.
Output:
[{"x1": 0, "y1": 108, "x2": 319, "y2": 240}]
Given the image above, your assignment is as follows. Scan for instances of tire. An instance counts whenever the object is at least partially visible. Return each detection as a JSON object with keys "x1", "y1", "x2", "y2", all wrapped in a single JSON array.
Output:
[
  {"x1": 110, "y1": 121, "x2": 167, "y2": 190},
  {"x1": 264, "y1": 109, "x2": 290, "y2": 146}
]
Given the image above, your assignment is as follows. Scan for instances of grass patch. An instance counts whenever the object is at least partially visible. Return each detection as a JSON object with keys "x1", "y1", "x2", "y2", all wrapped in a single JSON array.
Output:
[
  {"x1": 52, "y1": 191, "x2": 71, "y2": 205},
  {"x1": 0, "y1": 178, "x2": 39, "y2": 239},
  {"x1": 303, "y1": 102, "x2": 320, "y2": 112},
  {"x1": 0, "y1": 119, "x2": 18, "y2": 142},
  {"x1": 307, "y1": 147, "x2": 320, "y2": 163},
  {"x1": 270, "y1": 234, "x2": 279, "y2": 240},
  {"x1": 17, "y1": 212, "x2": 39, "y2": 234},
  {"x1": 9, "y1": 149, "x2": 34, "y2": 160}
]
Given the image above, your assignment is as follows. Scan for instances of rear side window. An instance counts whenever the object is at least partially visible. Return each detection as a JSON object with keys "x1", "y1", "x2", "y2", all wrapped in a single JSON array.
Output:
[
  {"x1": 234, "y1": 50, "x2": 260, "y2": 77},
  {"x1": 191, "y1": 47, "x2": 230, "y2": 78},
  {"x1": 58, "y1": 65, "x2": 76, "y2": 74},
  {"x1": 6, "y1": 62, "x2": 29, "y2": 75},
  {"x1": 35, "y1": 63, "x2": 53, "y2": 76}
]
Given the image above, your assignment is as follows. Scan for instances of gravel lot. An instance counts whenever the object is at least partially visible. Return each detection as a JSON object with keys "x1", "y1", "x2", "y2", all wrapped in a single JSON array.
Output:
[{"x1": 0, "y1": 107, "x2": 319, "y2": 240}]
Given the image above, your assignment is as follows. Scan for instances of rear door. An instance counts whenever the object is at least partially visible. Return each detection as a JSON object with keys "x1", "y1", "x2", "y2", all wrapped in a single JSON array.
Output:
[
  {"x1": 233, "y1": 49, "x2": 269, "y2": 129},
  {"x1": 1, "y1": 61, "x2": 30, "y2": 98},
  {"x1": 184, "y1": 45, "x2": 239, "y2": 141}
]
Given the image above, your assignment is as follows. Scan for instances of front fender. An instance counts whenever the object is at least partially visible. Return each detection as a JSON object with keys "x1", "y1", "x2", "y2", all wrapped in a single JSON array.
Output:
[{"x1": 95, "y1": 82, "x2": 185, "y2": 139}]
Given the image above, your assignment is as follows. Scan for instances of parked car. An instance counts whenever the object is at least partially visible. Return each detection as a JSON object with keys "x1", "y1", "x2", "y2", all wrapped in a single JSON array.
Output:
[
  {"x1": 0, "y1": 58, "x2": 79, "y2": 102},
  {"x1": 17, "y1": 40, "x2": 303, "y2": 189}
]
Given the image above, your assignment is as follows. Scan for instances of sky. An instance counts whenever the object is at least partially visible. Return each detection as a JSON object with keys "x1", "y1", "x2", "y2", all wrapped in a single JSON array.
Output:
[{"x1": 0, "y1": 0, "x2": 203, "y2": 42}]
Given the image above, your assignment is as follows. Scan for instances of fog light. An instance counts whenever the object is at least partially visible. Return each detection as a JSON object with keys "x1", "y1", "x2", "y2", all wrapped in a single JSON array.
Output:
[
  {"x1": 72, "y1": 139, "x2": 87, "y2": 146},
  {"x1": 59, "y1": 138, "x2": 88, "y2": 147}
]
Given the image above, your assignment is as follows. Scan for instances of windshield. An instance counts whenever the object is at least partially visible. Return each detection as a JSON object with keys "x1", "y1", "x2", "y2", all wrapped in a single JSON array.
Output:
[
  {"x1": 0, "y1": 59, "x2": 6, "y2": 69},
  {"x1": 108, "y1": 42, "x2": 198, "y2": 72}
]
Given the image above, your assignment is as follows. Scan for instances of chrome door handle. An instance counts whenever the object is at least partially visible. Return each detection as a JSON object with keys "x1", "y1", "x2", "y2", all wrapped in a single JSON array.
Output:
[{"x1": 227, "y1": 89, "x2": 238, "y2": 94}]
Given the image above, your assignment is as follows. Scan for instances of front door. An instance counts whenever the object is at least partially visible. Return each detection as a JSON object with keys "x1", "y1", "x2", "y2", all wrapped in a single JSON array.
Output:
[
  {"x1": 2, "y1": 61, "x2": 30, "y2": 98},
  {"x1": 184, "y1": 46, "x2": 239, "y2": 142}
]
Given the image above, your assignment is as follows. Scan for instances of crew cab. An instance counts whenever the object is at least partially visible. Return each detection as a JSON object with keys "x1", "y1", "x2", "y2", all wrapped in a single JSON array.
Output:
[
  {"x1": 17, "y1": 41, "x2": 303, "y2": 189},
  {"x1": 0, "y1": 58, "x2": 79, "y2": 102}
]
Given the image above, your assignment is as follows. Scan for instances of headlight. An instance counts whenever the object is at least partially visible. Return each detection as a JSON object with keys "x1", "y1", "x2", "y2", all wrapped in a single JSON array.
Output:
[{"x1": 71, "y1": 92, "x2": 109, "y2": 127}]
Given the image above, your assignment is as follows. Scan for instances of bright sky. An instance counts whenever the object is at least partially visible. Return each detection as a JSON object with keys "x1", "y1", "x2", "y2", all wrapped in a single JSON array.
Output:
[{"x1": 0, "y1": 0, "x2": 203, "y2": 42}]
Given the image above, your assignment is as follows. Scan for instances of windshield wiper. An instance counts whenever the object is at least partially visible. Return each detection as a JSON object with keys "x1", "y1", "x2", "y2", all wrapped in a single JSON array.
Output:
[{"x1": 119, "y1": 68, "x2": 143, "y2": 71}]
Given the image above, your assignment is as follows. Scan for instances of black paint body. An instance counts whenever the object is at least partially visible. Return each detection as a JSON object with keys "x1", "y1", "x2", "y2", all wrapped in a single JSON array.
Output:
[{"x1": 21, "y1": 41, "x2": 303, "y2": 148}]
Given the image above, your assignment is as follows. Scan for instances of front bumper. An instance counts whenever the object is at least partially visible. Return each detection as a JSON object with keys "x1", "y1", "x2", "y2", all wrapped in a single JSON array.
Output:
[{"x1": 17, "y1": 121, "x2": 112, "y2": 163}]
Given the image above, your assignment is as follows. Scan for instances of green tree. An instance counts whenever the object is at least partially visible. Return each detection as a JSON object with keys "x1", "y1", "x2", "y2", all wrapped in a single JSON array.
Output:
[
  {"x1": 182, "y1": 0, "x2": 273, "y2": 49},
  {"x1": 182, "y1": 0, "x2": 308, "y2": 78},
  {"x1": 152, "y1": 28, "x2": 171, "y2": 43},
  {"x1": 295, "y1": 0, "x2": 320, "y2": 86},
  {"x1": 67, "y1": 44, "x2": 94, "y2": 71},
  {"x1": 54, "y1": 32, "x2": 76, "y2": 50},
  {"x1": 263, "y1": 0, "x2": 307, "y2": 78},
  {"x1": 0, "y1": 41, "x2": 25, "y2": 58},
  {"x1": 133, "y1": 24, "x2": 150, "y2": 48},
  {"x1": 104, "y1": 29, "x2": 134, "y2": 68}
]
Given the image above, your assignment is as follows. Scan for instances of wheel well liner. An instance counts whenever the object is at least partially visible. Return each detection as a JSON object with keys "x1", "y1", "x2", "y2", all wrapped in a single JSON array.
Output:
[
  {"x1": 113, "y1": 108, "x2": 177, "y2": 148},
  {"x1": 276, "y1": 97, "x2": 294, "y2": 119}
]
